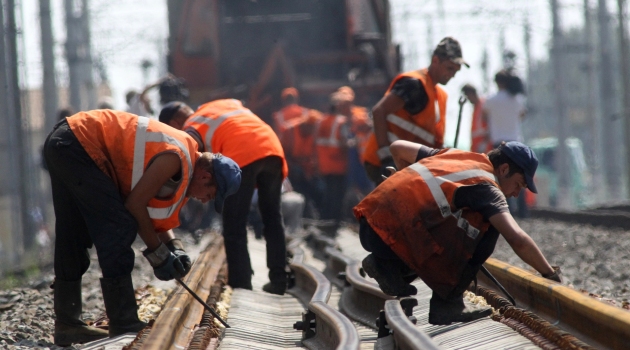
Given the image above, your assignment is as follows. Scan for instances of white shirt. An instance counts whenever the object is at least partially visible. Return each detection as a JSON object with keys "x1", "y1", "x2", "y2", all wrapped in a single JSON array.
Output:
[{"x1": 483, "y1": 90, "x2": 525, "y2": 144}]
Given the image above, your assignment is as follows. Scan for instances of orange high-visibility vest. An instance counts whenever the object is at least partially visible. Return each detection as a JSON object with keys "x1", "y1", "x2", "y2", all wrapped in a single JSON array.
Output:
[
  {"x1": 273, "y1": 104, "x2": 309, "y2": 134},
  {"x1": 350, "y1": 105, "x2": 372, "y2": 163},
  {"x1": 354, "y1": 149, "x2": 499, "y2": 299},
  {"x1": 282, "y1": 119, "x2": 318, "y2": 179},
  {"x1": 184, "y1": 99, "x2": 288, "y2": 178},
  {"x1": 316, "y1": 114, "x2": 348, "y2": 175},
  {"x1": 67, "y1": 110, "x2": 199, "y2": 232},
  {"x1": 470, "y1": 99, "x2": 491, "y2": 153},
  {"x1": 364, "y1": 69, "x2": 448, "y2": 166}
]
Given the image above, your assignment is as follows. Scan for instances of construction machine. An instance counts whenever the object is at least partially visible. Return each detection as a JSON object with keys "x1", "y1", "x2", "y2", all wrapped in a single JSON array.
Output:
[{"x1": 166, "y1": 0, "x2": 400, "y2": 122}]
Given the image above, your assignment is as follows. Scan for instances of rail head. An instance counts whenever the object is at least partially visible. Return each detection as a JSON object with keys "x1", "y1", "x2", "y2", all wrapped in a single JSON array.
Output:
[
  {"x1": 384, "y1": 299, "x2": 442, "y2": 350},
  {"x1": 289, "y1": 260, "x2": 360, "y2": 350},
  {"x1": 482, "y1": 258, "x2": 630, "y2": 350}
]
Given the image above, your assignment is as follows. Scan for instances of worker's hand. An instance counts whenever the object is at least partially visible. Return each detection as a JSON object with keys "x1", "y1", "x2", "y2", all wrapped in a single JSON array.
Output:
[
  {"x1": 166, "y1": 238, "x2": 193, "y2": 276},
  {"x1": 542, "y1": 266, "x2": 562, "y2": 283},
  {"x1": 143, "y1": 243, "x2": 185, "y2": 281}
]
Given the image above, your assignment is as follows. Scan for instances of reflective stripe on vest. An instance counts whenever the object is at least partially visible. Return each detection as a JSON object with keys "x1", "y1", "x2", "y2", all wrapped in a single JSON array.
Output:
[
  {"x1": 387, "y1": 132, "x2": 400, "y2": 143},
  {"x1": 386, "y1": 114, "x2": 435, "y2": 145},
  {"x1": 408, "y1": 160, "x2": 496, "y2": 239},
  {"x1": 187, "y1": 109, "x2": 253, "y2": 152},
  {"x1": 316, "y1": 116, "x2": 342, "y2": 147},
  {"x1": 434, "y1": 99, "x2": 440, "y2": 123},
  {"x1": 132, "y1": 117, "x2": 193, "y2": 220}
]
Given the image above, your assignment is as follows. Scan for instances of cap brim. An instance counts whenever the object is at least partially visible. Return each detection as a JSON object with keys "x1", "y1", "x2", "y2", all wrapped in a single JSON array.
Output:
[
  {"x1": 452, "y1": 57, "x2": 470, "y2": 68},
  {"x1": 525, "y1": 174, "x2": 538, "y2": 194}
]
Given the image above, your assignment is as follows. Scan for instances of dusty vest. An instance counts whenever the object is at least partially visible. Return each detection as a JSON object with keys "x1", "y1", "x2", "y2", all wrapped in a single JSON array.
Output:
[
  {"x1": 354, "y1": 149, "x2": 499, "y2": 298},
  {"x1": 184, "y1": 99, "x2": 288, "y2": 177},
  {"x1": 316, "y1": 114, "x2": 348, "y2": 175},
  {"x1": 364, "y1": 69, "x2": 447, "y2": 166},
  {"x1": 67, "y1": 110, "x2": 199, "y2": 232}
]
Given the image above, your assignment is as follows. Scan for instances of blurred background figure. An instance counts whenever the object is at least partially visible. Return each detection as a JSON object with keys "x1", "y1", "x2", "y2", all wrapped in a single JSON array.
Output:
[
  {"x1": 461, "y1": 84, "x2": 491, "y2": 154},
  {"x1": 97, "y1": 96, "x2": 114, "y2": 110},
  {"x1": 482, "y1": 69, "x2": 527, "y2": 217},
  {"x1": 273, "y1": 87, "x2": 309, "y2": 136}
]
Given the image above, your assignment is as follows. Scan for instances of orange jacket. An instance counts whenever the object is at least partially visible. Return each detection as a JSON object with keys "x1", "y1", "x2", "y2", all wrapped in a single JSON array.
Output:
[
  {"x1": 273, "y1": 104, "x2": 309, "y2": 134},
  {"x1": 184, "y1": 99, "x2": 288, "y2": 178},
  {"x1": 364, "y1": 69, "x2": 448, "y2": 166},
  {"x1": 67, "y1": 110, "x2": 199, "y2": 232},
  {"x1": 282, "y1": 119, "x2": 318, "y2": 179},
  {"x1": 354, "y1": 149, "x2": 499, "y2": 299},
  {"x1": 470, "y1": 99, "x2": 491, "y2": 153},
  {"x1": 316, "y1": 114, "x2": 348, "y2": 175},
  {"x1": 350, "y1": 106, "x2": 372, "y2": 163}
]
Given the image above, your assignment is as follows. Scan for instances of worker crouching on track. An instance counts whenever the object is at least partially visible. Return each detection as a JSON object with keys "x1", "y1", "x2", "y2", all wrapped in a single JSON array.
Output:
[
  {"x1": 43, "y1": 110, "x2": 241, "y2": 346},
  {"x1": 354, "y1": 140, "x2": 562, "y2": 325},
  {"x1": 159, "y1": 99, "x2": 290, "y2": 296}
]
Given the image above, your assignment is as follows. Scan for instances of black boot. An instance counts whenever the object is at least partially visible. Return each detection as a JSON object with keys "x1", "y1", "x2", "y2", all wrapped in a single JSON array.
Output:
[
  {"x1": 53, "y1": 279, "x2": 108, "y2": 346},
  {"x1": 100, "y1": 275, "x2": 148, "y2": 336},
  {"x1": 263, "y1": 268, "x2": 288, "y2": 295},
  {"x1": 361, "y1": 254, "x2": 417, "y2": 296},
  {"x1": 428, "y1": 292, "x2": 492, "y2": 325}
]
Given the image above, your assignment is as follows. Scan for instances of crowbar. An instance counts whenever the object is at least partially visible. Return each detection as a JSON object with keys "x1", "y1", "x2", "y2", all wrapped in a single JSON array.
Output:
[
  {"x1": 175, "y1": 278, "x2": 231, "y2": 328},
  {"x1": 453, "y1": 95, "x2": 467, "y2": 148}
]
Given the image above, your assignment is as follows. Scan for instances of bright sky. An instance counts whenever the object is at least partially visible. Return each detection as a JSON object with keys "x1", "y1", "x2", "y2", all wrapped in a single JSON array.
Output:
[{"x1": 18, "y1": 0, "x2": 618, "y2": 148}]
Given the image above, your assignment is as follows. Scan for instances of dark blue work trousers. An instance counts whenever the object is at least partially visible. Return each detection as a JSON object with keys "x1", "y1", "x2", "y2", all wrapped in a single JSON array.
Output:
[
  {"x1": 222, "y1": 156, "x2": 287, "y2": 288},
  {"x1": 44, "y1": 120, "x2": 138, "y2": 281}
]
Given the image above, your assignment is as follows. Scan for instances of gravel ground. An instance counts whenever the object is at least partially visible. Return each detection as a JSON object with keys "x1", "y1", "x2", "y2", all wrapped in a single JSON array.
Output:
[
  {"x1": 0, "y1": 230, "x2": 201, "y2": 349},
  {"x1": 1, "y1": 218, "x2": 630, "y2": 349},
  {"x1": 492, "y1": 218, "x2": 630, "y2": 307}
]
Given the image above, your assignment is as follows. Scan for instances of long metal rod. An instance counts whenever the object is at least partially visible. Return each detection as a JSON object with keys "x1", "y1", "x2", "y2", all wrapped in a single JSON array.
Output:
[{"x1": 175, "y1": 278, "x2": 230, "y2": 328}]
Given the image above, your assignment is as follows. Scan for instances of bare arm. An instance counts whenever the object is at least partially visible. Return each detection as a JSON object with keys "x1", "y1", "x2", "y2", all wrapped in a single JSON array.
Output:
[
  {"x1": 124, "y1": 153, "x2": 181, "y2": 251},
  {"x1": 371, "y1": 93, "x2": 405, "y2": 149},
  {"x1": 489, "y1": 212, "x2": 554, "y2": 276},
  {"x1": 390, "y1": 140, "x2": 422, "y2": 169}
]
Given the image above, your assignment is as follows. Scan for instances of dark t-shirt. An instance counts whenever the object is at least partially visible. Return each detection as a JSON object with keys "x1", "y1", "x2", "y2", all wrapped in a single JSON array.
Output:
[
  {"x1": 390, "y1": 77, "x2": 429, "y2": 115},
  {"x1": 415, "y1": 146, "x2": 509, "y2": 222}
]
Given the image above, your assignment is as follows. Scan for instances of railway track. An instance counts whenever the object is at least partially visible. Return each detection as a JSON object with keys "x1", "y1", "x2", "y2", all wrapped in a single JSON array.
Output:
[{"x1": 82, "y1": 224, "x2": 630, "y2": 350}]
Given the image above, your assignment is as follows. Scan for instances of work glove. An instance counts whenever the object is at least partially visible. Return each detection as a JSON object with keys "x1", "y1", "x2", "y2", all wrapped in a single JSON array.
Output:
[
  {"x1": 143, "y1": 243, "x2": 186, "y2": 281},
  {"x1": 166, "y1": 238, "x2": 193, "y2": 277},
  {"x1": 542, "y1": 265, "x2": 562, "y2": 283},
  {"x1": 377, "y1": 146, "x2": 397, "y2": 179}
]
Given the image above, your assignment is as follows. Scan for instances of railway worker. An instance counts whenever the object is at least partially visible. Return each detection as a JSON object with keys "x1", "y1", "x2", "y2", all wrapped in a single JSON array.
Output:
[
  {"x1": 43, "y1": 110, "x2": 241, "y2": 346},
  {"x1": 462, "y1": 84, "x2": 491, "y2": 154},
  {"x1": 159, "y1": 99, "x2": 290, "y2": 295},
  {"x1": 280, "y1": 109, "x2": 324, "y2": 219},
  {"x1": 273, "y1": 87, "x2": 310, "y2": 137},
  {"x1": 354, "y1": 140, "x2": 562, "y2": 325},
  {"x1": 363, "y1": 37, "x2": 467, "y2": 186}
]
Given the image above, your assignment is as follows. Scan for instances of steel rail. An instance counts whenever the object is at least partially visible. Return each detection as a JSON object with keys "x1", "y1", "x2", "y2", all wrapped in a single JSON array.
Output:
[
  {"x1": 142, "y1": 235, "x2": 226, "y2": 349},
  {"x1": 383, "y1": 299, "x2": 441, "y2": 350},
  {"x1": 479, "y1": 258, "x2": 630, "y2": 350},
  {"x1": 289, "y1": 260, "x2": 361, "y2": 350}
]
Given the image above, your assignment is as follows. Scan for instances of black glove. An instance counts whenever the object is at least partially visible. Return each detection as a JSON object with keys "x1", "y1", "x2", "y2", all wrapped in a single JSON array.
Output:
[
  {"x1": 542, "y1": 266, "x2": 562, "y2": 283},
  {"x1": 143, "y1": 243, "x2": 186, "y2": 281},
  {"x1": 166, "y1": 238, "x2": 193, "y2": 276}
]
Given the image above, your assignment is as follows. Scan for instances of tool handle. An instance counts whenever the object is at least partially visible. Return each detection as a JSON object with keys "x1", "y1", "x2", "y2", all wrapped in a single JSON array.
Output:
[{"x1": 176, "y1": 278, "x2": 231, "y2": 328}]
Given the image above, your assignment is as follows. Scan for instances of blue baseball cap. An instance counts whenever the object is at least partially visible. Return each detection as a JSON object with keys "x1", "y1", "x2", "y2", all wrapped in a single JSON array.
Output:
[
  {"x1": 501, "y1": 142, "x2": 538, "y2": 193},
  {"x1": 212, "y1": 154, "x2": 241, "y2": 214}
]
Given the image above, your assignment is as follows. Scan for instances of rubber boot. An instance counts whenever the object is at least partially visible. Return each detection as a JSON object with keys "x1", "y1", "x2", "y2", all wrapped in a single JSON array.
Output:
[
  {"x1": 53, "y1": 279, "x2": 109, "y2": 346},
  {"x1": 100, "y1": 275, "x2": 148, "y2": 337},
  {"x1": 428, "y1": 292, "x2": 492, "y2": 325}
]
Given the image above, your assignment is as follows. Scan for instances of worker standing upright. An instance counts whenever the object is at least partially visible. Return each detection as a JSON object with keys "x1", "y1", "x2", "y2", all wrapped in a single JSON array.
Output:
[
  {"x1": 281, "y1": 109, "x2": 324, "y2": 219},
  {"x1": 363, "y1": 37, "x2": 468, "y2": 185},
  {"x1": 43, "y1": 110, "x2": 241, "y2": 346},
  {"x1": 159, "y1": 99, "x2": 290, "y2": 295},
  {"x1": 273, "y1": 87, "x2": 310, "y2": 136},
  {"x1": 462, "y1": 84, "x2": 491, "y2": 153}
]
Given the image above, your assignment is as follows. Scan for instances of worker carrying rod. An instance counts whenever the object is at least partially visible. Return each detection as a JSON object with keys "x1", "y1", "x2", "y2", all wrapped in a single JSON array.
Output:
[
  {"x1": 363, "y1": 37, "x2": 467, "y2": 186},
  {"x1": 43, "y1": 110, "x2": 241, "y2": 346},
  {"x1": 354, "y1": 140, "x2": 562, "y2": 325}
]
